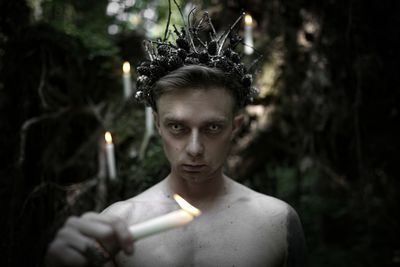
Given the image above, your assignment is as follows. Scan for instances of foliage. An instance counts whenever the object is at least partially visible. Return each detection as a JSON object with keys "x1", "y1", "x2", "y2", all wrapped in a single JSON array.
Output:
[
  {"x1": 41, "y1": 0, "x2": 118, "y2": 55},
  {"x1": 1, "y1": 0, "x2": 399, "y2": 267}
]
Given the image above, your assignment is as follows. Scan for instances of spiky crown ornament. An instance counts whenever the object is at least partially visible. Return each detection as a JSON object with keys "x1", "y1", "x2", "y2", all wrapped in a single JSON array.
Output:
[{"x1": 135, "y1": 9, "x2": 260, "y2": 108}]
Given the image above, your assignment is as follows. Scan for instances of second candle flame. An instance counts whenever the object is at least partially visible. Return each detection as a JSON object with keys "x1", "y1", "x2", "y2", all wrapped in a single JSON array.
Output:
[
  {"x1": 244, "y1": 14, "x2": 253, "y2": 25},
  {"x1": 105, "y1": 131, "x2": 113, "y2": 144},
  {"x1": 123, "y1": 61, "x2": 131, "y2": 73}
]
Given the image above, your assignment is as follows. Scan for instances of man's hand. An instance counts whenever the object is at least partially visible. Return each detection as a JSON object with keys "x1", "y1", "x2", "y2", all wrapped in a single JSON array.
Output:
[{"x1": 45, "y1": 212, "x2": 134, "y2": 267}]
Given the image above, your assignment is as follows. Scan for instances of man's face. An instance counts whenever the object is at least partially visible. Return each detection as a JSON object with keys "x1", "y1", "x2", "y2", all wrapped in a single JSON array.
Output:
[{"x1": 154, "y1": 87, "x2": 242, "y2": 183}]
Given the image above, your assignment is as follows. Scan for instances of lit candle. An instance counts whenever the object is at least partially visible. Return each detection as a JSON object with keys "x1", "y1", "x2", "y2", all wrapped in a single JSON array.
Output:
[
  {"x1": 122, "y1": 61, "x2": 132, "y2": 99},
  {"x1": 104, "y1": 132, "x2": 117, "y2": 180},
  {"x1": 129, "y1": 194, "x2": 201, "y2": 240},
  {"x1": 244, "y1": 14, "x2": 254, "y2": 55}
]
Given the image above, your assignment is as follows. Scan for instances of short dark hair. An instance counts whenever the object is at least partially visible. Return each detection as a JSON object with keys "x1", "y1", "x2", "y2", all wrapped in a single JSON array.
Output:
[{"x1": 151, "y1": 65, "x2": 243, "y2": 112}]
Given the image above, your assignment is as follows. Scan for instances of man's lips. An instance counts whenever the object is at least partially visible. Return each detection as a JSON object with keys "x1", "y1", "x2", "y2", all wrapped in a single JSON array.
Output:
[{"x1": 182, "y1": 164, "x2": 207, "y2": 172}]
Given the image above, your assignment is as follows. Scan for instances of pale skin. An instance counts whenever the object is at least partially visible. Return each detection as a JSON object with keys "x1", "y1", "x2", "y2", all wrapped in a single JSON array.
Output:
[{"x1": 46, "y1": 87, "x2": 306, "y2": 267}]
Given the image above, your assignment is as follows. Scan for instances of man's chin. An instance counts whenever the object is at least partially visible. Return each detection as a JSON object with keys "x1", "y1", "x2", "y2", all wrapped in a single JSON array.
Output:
[{"x1": 180, "y1": 171, "x2": 211, "y2": 183}]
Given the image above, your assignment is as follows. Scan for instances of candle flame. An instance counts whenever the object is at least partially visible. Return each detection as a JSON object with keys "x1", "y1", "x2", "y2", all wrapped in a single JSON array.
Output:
[
  {"x1": 123, "y1": 61, "x2": 131, "y2": 73},
  {"x1": 244, "y1": 14, "x2": 253, "y2": 25},
  {"x1": 105, "y1": 131, "x2": 113, "y2": 144},
  {"x1": 173, "y1": 194, "x2": 201, "y2": 217}
]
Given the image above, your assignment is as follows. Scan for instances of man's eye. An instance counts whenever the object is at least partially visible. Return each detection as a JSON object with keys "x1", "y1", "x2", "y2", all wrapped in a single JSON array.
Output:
[
  {"x1": 206, "y1": 124, "x2": 222, "y2": 133},
  {"x1": 169, "y1": 123, "x2": 184, "y2": 132}
]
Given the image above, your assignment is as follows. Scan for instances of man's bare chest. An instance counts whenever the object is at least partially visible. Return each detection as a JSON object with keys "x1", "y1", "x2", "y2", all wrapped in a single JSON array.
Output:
[{"x1": 117, "y1": 206, "x2": 287, "y2": 267}]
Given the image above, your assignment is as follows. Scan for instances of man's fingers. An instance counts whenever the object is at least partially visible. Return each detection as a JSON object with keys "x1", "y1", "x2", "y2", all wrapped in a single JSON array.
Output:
[
  {"x1": 81, "y1": 212, "x2": 134, "y2": 255},
  {"x1": 47, "y1": 212, "x2": 133, "y2": 267},
  {"x1": 65, "y1": 216, "x2": 114, "y2": 241},
  {"x1": 57, "y1": 227, "x2": 95, "y2": 253},
  {"x1": 81, "y1": 212, "x2": 100, "y2": 220},
  {"x1": 55, "y1": 226, "x2": 112, "y2": 266},
  {"x1": 111, "y1": 218, "x2": 134, "y2": 254}
]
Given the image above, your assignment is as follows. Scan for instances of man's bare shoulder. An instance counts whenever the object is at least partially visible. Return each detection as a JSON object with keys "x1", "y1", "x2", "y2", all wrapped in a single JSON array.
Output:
[
  {"x1": 130, "y1": 179, "x2": 167, "y2": 202},
  {"x1": 100, "y1": 200, "x2": 135, "y2": 220},
  {"x1": 229, "y1": 179, "x2": 292, "y2": 221},
  {"x1": 101, "y1": 179, "x2": 171, "y2": 223}
]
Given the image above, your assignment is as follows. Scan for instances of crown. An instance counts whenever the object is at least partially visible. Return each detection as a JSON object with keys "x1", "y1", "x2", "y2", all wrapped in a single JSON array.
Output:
[{"x1": 135, "y1": 9, "x2": 259, "y2": 108}]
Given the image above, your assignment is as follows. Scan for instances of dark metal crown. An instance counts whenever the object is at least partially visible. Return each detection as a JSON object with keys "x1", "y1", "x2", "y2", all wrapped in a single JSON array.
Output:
[{"x1": 135, "y1": 9, "x2": 259, "y2": 108}]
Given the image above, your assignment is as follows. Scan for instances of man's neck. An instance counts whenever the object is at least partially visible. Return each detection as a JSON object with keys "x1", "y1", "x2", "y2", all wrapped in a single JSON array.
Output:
[{"x1": 165, "y1": 172, "x2": 229, "y2": 208}]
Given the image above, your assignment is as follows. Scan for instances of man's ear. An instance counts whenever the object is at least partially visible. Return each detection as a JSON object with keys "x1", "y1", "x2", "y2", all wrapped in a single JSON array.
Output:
[
  {"x1": 153, "y1": 111, "x2": 161, "y2": 134},
  {"x1": 231, "y1": 114, "x2": 244, "y2": 140}
]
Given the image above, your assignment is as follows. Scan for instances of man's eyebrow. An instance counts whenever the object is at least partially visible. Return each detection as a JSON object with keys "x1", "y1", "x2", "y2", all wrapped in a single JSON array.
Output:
[
  {"x1": 203, "y1": 119, "x2": 228, "y2": 124},
  {"x1": 162, "y1": 116, "x2": 185, "y2": 123},
  {"x1": 162, "y1": 116, "x2": 228, "y2": 124}
]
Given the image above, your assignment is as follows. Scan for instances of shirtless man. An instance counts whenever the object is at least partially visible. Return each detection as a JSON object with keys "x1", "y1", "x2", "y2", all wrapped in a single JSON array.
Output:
[
  {"x1": 45, "y1": 14, "x2": 306, "y2": 266},
  {"x1": 45, "y1": 65, "x2": 306, "y2": 267}
]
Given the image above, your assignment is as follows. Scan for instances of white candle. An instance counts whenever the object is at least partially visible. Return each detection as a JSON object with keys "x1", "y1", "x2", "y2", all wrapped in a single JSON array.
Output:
[
  {"x1": 129, "y1": 194, "x2": 201, "y2": 240},
  {"x1": 244, "y1": 14, "x2": 254, "y2": 55},
  {"x1": 122, "y1": 61, "x2": 132, "y2": 99},
  {"x1": 104, "y1": 132, "x2": 117, "y2": 180},
  {"x1": 145, "y1": 106, "x2": 154, "y2": 136}
]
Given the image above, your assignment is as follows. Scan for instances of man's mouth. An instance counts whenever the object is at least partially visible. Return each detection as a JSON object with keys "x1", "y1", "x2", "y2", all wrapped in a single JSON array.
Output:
[{"x1": 182, "y1": 164, "x2": 206, "y2": 172}]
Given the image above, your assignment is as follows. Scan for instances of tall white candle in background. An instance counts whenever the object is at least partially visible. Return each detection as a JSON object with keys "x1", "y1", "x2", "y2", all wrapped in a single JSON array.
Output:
[
  {"x1": 104, "y1": 132, "x2": 117, "y2": 180},
  {"x1": 129, "y1": 194, "x2": 201, "y2": 240},
  {"x1": 145, "y1": 106, "x2": 154, "y2": 136},
  {"x1": 244, "y1": 14, "x2": 254, "y2": 55},
  {"x1": 122, "y1": 61, "x2": 132, "y2": 99}
]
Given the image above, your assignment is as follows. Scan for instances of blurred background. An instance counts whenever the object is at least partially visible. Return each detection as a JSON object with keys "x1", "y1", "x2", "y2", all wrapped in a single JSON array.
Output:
[{"x1": 1, "y1": 0, "x2": 399, "y2": 266}]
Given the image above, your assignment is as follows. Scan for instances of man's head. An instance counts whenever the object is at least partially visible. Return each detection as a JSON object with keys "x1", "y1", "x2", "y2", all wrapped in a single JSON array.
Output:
[{"x1": 153, "y1": 69, "x2": 243, "y2": 183}]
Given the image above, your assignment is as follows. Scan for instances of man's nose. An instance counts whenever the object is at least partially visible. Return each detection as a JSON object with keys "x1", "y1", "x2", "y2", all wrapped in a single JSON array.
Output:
[{"x1": 186, "y1": 130, "x2": 204, "y2": 158}]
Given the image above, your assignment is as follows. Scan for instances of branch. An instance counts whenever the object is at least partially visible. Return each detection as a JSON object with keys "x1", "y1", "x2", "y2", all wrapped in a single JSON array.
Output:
[
  {"x1": 18, "y1": 108, "x2": 70, "y2": 165},
  {"x1": 163, "y1": 0, "x2": 172, "y2": 41}
]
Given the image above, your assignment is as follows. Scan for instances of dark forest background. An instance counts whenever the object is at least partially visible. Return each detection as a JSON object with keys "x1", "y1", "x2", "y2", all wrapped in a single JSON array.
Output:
[{"x1": 1, "y1": 0, "x2": 399, "y2": 266}]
